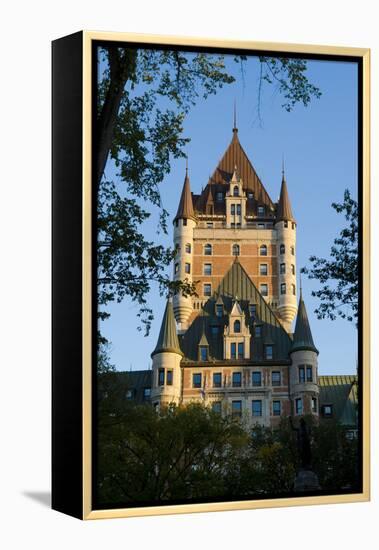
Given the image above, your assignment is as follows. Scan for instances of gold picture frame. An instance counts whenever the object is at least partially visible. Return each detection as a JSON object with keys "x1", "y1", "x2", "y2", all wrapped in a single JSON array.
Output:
[{"x1": 52, "y1": 31, "x2": 370, "y2": 520}]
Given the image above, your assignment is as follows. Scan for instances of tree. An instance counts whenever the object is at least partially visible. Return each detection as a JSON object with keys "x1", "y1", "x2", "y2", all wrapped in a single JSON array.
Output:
[
  {"x1": 96, "y1": 46, "x2": 322, "y2": 334},
  {"x1": 301, "y1": 189, "x2": 358, "y2": 324}
]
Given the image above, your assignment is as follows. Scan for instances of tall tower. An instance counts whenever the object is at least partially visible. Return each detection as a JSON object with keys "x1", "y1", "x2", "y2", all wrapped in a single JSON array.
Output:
[
  {"x1": 151, "y1": 299, "x2": 183, "y2": 407},
  {"x1": 173, "y1": 165, "x2": 197, "y2": 330},
  {"x1": 289, "y1": 290, "x2": 319, "y2": 417},
  {"x1": 275, "y1": 169, "x2": 297, "y2": 331}
]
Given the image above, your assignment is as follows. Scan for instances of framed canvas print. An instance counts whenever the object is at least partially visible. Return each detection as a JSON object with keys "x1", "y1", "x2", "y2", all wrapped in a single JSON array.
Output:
[{"x1": 52, "y1": 31, "x2": 370, "y2": 520}]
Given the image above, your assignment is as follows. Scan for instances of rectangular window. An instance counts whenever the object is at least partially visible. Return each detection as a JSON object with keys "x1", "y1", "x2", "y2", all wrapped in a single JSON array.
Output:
[
  {"x1": 265, "y1": 345, "x2": 273, "y2": 360},
  {"x1": 260, "y1": 264, "x2": 268, "y2": 275},
  {"x1": 295, "y1": 398, "x2": 303, "y2": 415},
  {"x1": 273, "y1": 400, "x2": 281, "y2": 416},
  {"x1": 252, "y1": 371, "x2": 262, "y2": 387},
  {"x1": 143, "y1": 387, "x2": 151, "y2": 399},
  {"x1": 207, "y1": 222, "x2": 213, "y2": 228},
  {"x1": 257, "y1": 222, "x2": 265, "y2": 229},
  {"x1": 232, "y1": 400, "x2": 242, "y2": 417},
  {"x1": 260, "y1": 283, "x2": 268, "y2": 296},
  {"x1": 306, "y1": 365, "x2": 313, "y2": 382},
  {"x1": 204, "y1": 283, "x2": 212, "y2": 296},
  {"x1": 272, "y1": 371, "x2": 281, "y2": 386},
  {"x1": 232, "y1": 372, "x2": 242, "y2": 387},
  {"x1": 312, "y1": 397, "x2": 317, "y2": 413},
  {"x1": 204, "y1": 263, "x2": 212, "y2": 275},
  {"x1": 210, "y1": 325, "x2": 219, "y2": 336},
  {"x1": 249, "y1": 304, "x2": 257, "y2": 317},
  {"x1": 255, "y1": 325, "x2": 262, "y2": 337},
  {"x1": 322, "y1": 404, "x2": 333, "y2": 417},
  {"x1": 216, "y1": 192, "x2": 223, "y2": 202},
  {"x1": 126, "y1": 389, "x2": 133, "y2": 399},
  {"x1": 299, "y1": 366, "x2": 305, "y2": 383},
  {"x1": 185, "y1": 262, "x2": 191, "y2": 274},
  {"x1": 183, "y1": 219, "x2": 187, "y2": 226},
  {"x1": 213, "y1": 372, "x2": 222, "y2": 388},
  {"x1": 237, "y1": 342, "x2": 244, "y2": 359},
  {"x1": 236, "y1": 204, "x2": 241, "y2": 215},
  {"x1": 216, "y1": 304, "x2": 223, "y2": 317},
  {"x1": 252, "y1": 400, "x2": 262, "y2": 417},
  {"x1": 248, "y1": 192, "x2": 254, "y2": 199},
  {"x1": 193, "y1": 373, "x2": 202, "y2": 388},
  {"x1": 158, "y1": 368, "x2": 165, "y2": 386},
  {"x1": 174, "y1": 263, "x2": 179, "y2": 274},
  {"x1": 212, "y1": 401, "x2": 222, "y2": 413},
  {"x1": 280, "y1": 263, "x2": 286, "y2": 274},
  {"x1": 281, "y1": 283, "x2": 286, "y2": 294},
  {"x1": 167, "y1": 370, "x2": 173, "y2": 385},
  {"x1": 231, "y1": 204, "x2": 235, "y2": 215},
  {"x1": 230, "y1": 342, "x2": 237, "y2": 359},
  {"x1": 258, "y1": 206, "x2": 265, "y2": 216},
  {"x1": 291, "y1": 264, "x2": 295, "y2": 275},
  {"x1": 199, "y1": 346, "x2": 208, "y2": 361},
  {"x1": 185, "y1": 243, "x2": 191, "y2": 253}
]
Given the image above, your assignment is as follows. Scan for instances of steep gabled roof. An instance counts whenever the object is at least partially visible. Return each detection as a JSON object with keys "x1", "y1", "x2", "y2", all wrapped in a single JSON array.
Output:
[
  {"x1": 194, "y1": 129, "x2": 275, "y2": 215},
  {"x1": 276, "y1": 173, "x2": 295, "y2": 223},
  {"x1": 180, "y1": 260, "x2": 292, "y2": 362},
  {"x1": 151, "y1": 300, "x2": 183, "y2": 357},
  {"x1": 174, "y1": 168, "x2": 196, "y2": 222},
  {"x1": 291, "y1": 293, "x2": 318, "y2": 354}
]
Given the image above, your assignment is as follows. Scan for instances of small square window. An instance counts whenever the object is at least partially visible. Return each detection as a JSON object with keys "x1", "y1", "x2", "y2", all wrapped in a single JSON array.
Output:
[
  {"x1": 232, "y1": 400, "x2": 242, "y2": 417},
  {"x1": 273, "y1": 400, "x2": 281, "y2": 416},
  {"x1": 185, "y1": 262, "x2": 191, "y2": 274},
  {"x1": 260, "y1": 284, "x2": 268, "y2": 296},
  {"x1": 260, "y1": 264, "x2": 268, "y2": 275},
  {"x1": 204, "y1": 263, "x2": 212, "y2": 275},
  {"x1": 143, "y1": 387, "x2": 151, "y2": 399},
  {"x1": 207, "y1": 222, "x2": 213, "y2": 228},
  {"x1": 204, "y1": 283, "x2": 212, "y2": 296},
  {"x1": 272, "y1": 371, "x2": 281, "y2": 386},
  {"x1": 213, "y1": 372, "x2": 222, "y2": 388},
  {"x1": 265, "y1": 345, "x2": 273, "y2": 360},
  {"x1": 252, "y1": 371, "x2": 261, "y2": 387},
  {"x1": 252, "y1": 400, "x2": 262, "y2": 417},
  {"x1": 193, "y1": 373, "x2": 202, "y2": 388},
  {"x1": 232, "y1": 372, "x2": 242, "y2": 387},
  {"x1": 322, "y1": 404, "x2": 333, "y2": 417}
]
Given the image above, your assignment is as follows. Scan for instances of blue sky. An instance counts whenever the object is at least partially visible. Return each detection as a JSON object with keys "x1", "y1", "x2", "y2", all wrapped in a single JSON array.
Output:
[{"x1": 99, "y1": 52, "x2": 358, "y2": 375}]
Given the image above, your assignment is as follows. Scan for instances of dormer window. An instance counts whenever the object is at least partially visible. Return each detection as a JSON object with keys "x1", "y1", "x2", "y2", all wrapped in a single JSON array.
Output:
[
  {"x1": 249, "y1": 303, "x2": 257, "y2": 318},
  {"x1": 233, "y1": 320, "x2": 241, "y2": 333},
  {"x1": 258, "y1": 206, "x2": 265, "y2": 216},
  {"x1": 199, "y1": 346, "x2": 208, "y2": 361},
  {"x1": 247, "y1": 191, "x2": 254, "y2": 199},
  {"x1": 216, "y1": 304, "x2": 223, "y2": 318},
  {"x1": 216, "y1": 192, "x2": 223, "y2": 202},
  {"x1": 232, "y1": 244, "x2": 240, "y2": 256},
  {"x1": 265, "y1": 345, "x2": 273, "y2": 360},
  {"x1": 233, "y1": 185, "x2": 239, "y2": 196}
]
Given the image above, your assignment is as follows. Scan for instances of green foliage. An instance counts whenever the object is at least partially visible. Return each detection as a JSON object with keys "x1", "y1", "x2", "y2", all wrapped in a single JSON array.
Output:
[
  {"x1": 302, "y1": 189, "x2": 358, "y2": 324},
  {"x1": 96, "y1": 389, "x2": 359, "y2": 506}
]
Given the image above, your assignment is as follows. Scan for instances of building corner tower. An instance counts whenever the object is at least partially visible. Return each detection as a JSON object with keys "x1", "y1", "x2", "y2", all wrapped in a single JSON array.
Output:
[
  {"x1": 275, "y1": 170, "x2": 297, "y2": 331},
  {"x1": 151, "y1": 299, "x2": 183, "y2": 407}
]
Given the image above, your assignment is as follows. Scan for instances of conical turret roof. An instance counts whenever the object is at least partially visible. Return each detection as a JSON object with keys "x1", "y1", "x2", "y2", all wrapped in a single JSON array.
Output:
[
  {"x1": 174, "y1": 167, "x2": 196, "y2": 222},
  {"x1": 276, "y1": 173, "x2": 295, "y2": 223},
  {"x1": 151, "y1": 300, "x2": 183, "y2": 357},
  {"x1": 291, "y1": 293, "x2": 318, "y2": 354}
]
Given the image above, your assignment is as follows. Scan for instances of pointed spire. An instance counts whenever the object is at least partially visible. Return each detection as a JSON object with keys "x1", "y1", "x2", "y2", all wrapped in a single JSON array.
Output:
[
  {"x1": 233, "y1": 100, "x2": 238, "y2": 133},
  {"x1": 174, "y1": 162, "x2": 196, "y2": 222},
  {"x1": 276, "y1": 166, "x2": 295, "y2": 223},
  {"x1": 291, "y1": 294, "x2": 318, "y2": 354},
  {"x1": 151, "y1": 300, "x2": 183, "y2": 357}
]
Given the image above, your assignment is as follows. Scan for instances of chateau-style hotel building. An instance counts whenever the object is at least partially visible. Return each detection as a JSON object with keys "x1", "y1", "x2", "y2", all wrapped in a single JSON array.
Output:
[{"x1": 127, "y1": 122, "x2": 357, "y2": 428}]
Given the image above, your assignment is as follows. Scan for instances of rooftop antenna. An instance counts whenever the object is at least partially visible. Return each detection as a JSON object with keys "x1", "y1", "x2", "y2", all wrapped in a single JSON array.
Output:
[
  {"x1": 282, "y1": 154, "x2": 285, "y2": 179},
  {"x1": 185, "y1": 156, "x2": 188, "y2": 177},
  {"x1": 233, "y1": 100, "x2": 237, "y2": 131},
  {"x1": 299, "y1": 272, "x2": 303, "y2": 298}
]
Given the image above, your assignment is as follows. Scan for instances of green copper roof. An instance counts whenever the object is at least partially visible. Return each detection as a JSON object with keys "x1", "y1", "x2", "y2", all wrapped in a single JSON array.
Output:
[
  {"x1": 318, "y1": 375, "x2": 358, "y2": 426},
  {"x1": 151, "y1": 300, "x2": 183, "y2": 357},
  {"x1": 291, "y1": 294, "x2": 318, "y2": 354},
  {"x1": 180, "y1": 260, "x2": 292, "y2": 362}
]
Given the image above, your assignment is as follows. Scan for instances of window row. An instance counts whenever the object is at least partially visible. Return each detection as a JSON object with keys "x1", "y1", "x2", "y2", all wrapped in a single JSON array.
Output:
[
  {"x1": 213, "y1": 399, "x2": 281, "y2": 417},
  {"x1": 215, "y1": 190, "x2": 256, "y2": 202},
  {"x1": 280, "y1": 263, "x2": 296, "y2": 275},
  {"x1": 295, "y1": 396, "x2": 318, "y2": 415},
  {"x1": 279, "y1": 244, "x2": 295, "y2": 255},
  {"x1": 204, "y1": 244, "x2": 272, "y2": 256},
  {"x1": 298, "y1": 364, "x2": 313, "y2": 383},
  {"x1": 193, "y1": 369, "x2": 281, "y2": 389},
  {"x1": 230, "y1": 204, "x2": 242, "y2": 215},
  {"x1": 181, "y1": 262, "x2": 293, "y2": 277},
  {"x1": 215, "y1": 303, "x2": 257, "y2": 319},
  {"x1": 280, "y1": 283, "x2": 296, "y2": 295},
  {"x1": 158, "y1": 368, "x2": 173, "y2": 386}
]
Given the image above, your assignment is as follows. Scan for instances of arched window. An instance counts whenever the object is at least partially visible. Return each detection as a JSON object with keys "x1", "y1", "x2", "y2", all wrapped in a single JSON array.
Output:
[
  {"x1": 292, "y1": 284, "x2": 296, "y2": 295},
  {"x1": 234, "y1": 320, "x2": 241, "y2": 333},
  {"x1": 232, "y1": 244, "x2": 240, "y2": 256},
  {"x1": 204, "y1": 243, "x2": 212, "y2": 256},
  {"x1": 281, "y1": 283, "x2": 286, "y2": 295},
  {"x1": 291, "y1": 245, "x2": 295, "y2": 255},
  {"x1": 260, "y1": 244, "x2": 267, "y2": 256},
  {"x1": 185, "y1": 243, "x2": 191, "y2": 253},
  {"x1": 280, "y1": 244, "x2": 285, "y2": 254},
  {"x1": 233, "y1": 185, "x2": 239, "y2": 196}
]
